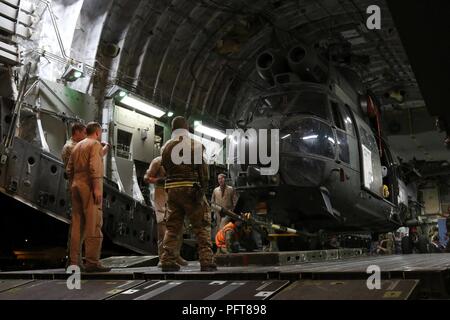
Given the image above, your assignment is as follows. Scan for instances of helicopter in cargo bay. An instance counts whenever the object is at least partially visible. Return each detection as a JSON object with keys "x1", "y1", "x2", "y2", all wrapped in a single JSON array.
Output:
[{"x1": 228, "y1": 42, "x2": 421, "y2": 250}]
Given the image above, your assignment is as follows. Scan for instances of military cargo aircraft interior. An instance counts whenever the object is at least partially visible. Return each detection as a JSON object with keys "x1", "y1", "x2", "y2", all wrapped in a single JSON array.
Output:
[{"x1": 0, "y1": 0, "x2": 449, "y2": 303}]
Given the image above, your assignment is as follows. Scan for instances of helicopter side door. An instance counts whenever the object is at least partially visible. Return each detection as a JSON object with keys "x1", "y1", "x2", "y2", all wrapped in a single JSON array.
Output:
[{"x1": 352, "y1": 113, "x2": 384, "y2": 198}]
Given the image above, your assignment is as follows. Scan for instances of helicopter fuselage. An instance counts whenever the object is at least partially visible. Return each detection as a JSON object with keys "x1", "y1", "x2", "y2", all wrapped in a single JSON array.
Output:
[{"x1": 230, "y1": 82, "x2": 407, "y2": 235}]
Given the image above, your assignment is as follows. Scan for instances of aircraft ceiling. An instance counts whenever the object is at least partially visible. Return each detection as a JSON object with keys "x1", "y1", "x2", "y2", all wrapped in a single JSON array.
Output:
[{"x1": 9, "y1": 0, "x2": 450, "y2": 163}]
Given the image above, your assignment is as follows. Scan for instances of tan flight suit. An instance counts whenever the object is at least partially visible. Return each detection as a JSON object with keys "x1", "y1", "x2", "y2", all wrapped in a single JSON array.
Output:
[
  {"x1": 160, "y1": 130, "x2": 214, "y2": 267},
  {"x1": 61, "y1": 138, "x2": 79, "y2": 265},
  {"x1": 211, "y1": 185, "x2": 238, "y2": 237},
  {"x1": 66, "y1": 138, "x2": 104, "y2": 267},
  {"x1": 62, "y1": 138, "x2": 77, "y2": 169}
]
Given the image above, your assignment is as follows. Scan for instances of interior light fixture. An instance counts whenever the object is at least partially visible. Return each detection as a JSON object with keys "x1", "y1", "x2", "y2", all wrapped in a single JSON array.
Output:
[
  {"x1": 194, "y1": 122, "x2": 227, "y2": 140},
  {"x1": 167, "y1": 111, "x2": 174, "y2": 117},
  {"x1": 118, "y1": 94, "x2": 166, "y2": 118},
  {"x1": 302, "y1": 135, "x2": 318, "y2": 140},
  {"x1": 61, "y1": 63, "x2": 84, "y2": 82},
  {"x1": 117, "y1": 90, "x2": 127, "y2": 98}
]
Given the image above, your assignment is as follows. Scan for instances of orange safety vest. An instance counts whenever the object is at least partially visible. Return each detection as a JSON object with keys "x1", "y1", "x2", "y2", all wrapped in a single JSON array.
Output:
[{"x1": 215, "y1": 222, "x2": 237, "y2": 248}]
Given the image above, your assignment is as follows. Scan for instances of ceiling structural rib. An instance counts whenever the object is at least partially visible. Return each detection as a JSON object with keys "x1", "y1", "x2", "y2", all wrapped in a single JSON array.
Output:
[
  {"x1": 161, "y1": 11, "x2": 231, "y2": 115},
  {"x1": 210, "y1": 28, "x2": 272, "y2": 120},
  {"x1": 150, "y1": 1, "x2": 203, "y2": 103},
  {"x1": 152, "y1": 38, "x2": 173, "y2": 100},
  {"x1": 91, "y1": 0, "x2": 142, "y2": 112},
  {"x1": 201, "y1": 16, "x2": 272, "y2": 118},
  {"x1": 130, "y1": 0, "x2": 190, "y2": 101},
  {"x1": 201, "y1": 64, "x2": 226, "y2": 116},
  {"x1": 139, "y1": 3, "x2": 215, "y2": 110},
  {"x1": 185, "y1": 52, "x2": 211, "y2": 115},
  {"x1": 114, "y1": 1, "x2": 162, "y2": 88},
  {"x1": 192, "y1": 60, "x2": 223, "y2": 115},
  {"x1": 181, "y1": 12, "x2": 236, "y2": 117}
]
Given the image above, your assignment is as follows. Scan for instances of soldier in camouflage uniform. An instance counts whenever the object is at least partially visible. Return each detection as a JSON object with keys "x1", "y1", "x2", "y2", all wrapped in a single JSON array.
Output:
[
  {"x1": 144, "y1": 156, "x2": 188, "y2": 267},
  {"x1": 160, "y1": 116, "x2": 216, "y2": 272}
]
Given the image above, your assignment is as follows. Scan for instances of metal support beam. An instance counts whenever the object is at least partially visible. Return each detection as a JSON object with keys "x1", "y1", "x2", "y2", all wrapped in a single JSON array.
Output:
[
  {"x1": 0, "y1": 51, "x2": 18, "y2": 64},
  {"x1": 0, "y1": 16, "x2": 30, "y2": 37}
]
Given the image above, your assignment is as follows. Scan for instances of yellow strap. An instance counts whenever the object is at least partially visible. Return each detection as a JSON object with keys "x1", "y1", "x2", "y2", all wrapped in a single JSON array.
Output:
[
  {"x1": 165, "y1": 181, "x2": 194, "y2": 189},
  {"x1": 267, "y1": 234, "x2": 300, "y2": 238}
]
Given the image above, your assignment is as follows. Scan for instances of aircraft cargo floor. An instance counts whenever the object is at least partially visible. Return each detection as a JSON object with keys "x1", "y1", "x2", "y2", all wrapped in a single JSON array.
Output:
[{"x1": 0, "y1": 254, "x2": 449, "y2": 299}]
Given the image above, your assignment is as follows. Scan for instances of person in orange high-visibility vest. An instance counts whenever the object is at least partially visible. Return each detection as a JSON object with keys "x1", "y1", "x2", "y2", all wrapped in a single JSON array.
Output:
[{"x1": 215, "y1": 220, "x2": 240, "y2": 254}]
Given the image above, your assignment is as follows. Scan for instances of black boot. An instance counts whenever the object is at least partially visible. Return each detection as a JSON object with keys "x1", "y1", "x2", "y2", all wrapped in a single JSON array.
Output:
[
  {"x1": 200, "y1": 264, "x2": 217, "y2": 272},
  {"x1": 84, "y1": 264, "x2": 111, "y2": 273},
  {"x1": 161, "y1": 263, "x2": 180, "y2": 272}
]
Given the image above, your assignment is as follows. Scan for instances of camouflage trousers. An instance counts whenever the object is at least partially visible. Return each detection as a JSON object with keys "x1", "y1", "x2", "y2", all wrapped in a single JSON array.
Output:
[
  {"x1": 157, "y1": 221, "x2": 183, "y2": 260},
  {"x1": 161, "y1": 187, "x2": 214, "y2": 266}
]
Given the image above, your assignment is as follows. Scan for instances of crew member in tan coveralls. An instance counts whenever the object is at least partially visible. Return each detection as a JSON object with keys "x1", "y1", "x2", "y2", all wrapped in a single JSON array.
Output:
[
  {"x1": 62, "y1": 123, "x2": 110, "y2": 267},
  {"x1": 160, "y1": 116, "x2": 216, "y2": 272},
  {"x1": 63, "y1": 123, "x2": 110, "y2": 169},
  {"x1": 62, "y1": 123, "x2": 86, "y2": 168},
  {"x1": 66, "y1": 122, "x2": 110, "y2": 273},
  {"x1": 144, "y1": 156, "x2": 188, "y2": 267},
  {"x1": 61, "y1": 123, "x2": 86, "y2": 266},
  {"x1": 211, "y1": 173, "x2": 238, "y2": 238}
]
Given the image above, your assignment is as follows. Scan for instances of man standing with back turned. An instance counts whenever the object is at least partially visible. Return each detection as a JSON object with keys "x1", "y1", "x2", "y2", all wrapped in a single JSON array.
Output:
[
  {"x1": 160, "y1": 116, "x2": 216, "y2": 272},
  {"x1": 66, "y1": 122, "x2": 110, "y2": 272},
  {"x1": 144, "y1": 156, "x2": 188, "y2": 267}
]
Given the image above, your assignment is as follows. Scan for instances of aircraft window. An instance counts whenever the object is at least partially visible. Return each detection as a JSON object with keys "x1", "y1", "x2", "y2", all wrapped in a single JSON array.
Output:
[
  {"x1": 359, "y1": 125, "x2": 377, "y2": 151},
  {"x1": 359, "y1": 124, "x2": 383, "y2": 196},
  {"x1": 281, "y1": 118, "x2": 336, "y2": 159},
  {"x1": 331, "y1": 101, "x2": 345, "y2": 131},
  {"x1": 155, "y1": 124, "x2": 164, "y2": 146},
  {"x1": 336, "y1": 130, "x2": 350, "y2": 164},
  {"x1": 342, "y1": 104, "x2": 356, "y2": 136},
  {"x1": 259, "y1": 91, "x2": 330, "y2": 120},
  {"x1": 117, "y1": 129, "x2": 132, "y2": 159}
]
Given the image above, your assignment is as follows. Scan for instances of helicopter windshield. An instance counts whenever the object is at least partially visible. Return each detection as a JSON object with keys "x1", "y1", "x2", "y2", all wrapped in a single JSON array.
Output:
[
  {"x1": 281, "y1": 117, "x2": 336, "y2": 159},
  {"x1": 254, "y1": 91, "x2": 330, "y2": 120}
]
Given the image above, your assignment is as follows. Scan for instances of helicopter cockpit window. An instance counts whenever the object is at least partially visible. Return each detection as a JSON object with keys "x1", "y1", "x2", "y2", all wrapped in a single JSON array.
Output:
[
  {"x1": 256, "y1": 91, "x2": 330, "y2": 120},
  {"x1": 336, "y1": 131, "x2": 350, "y2": 164},
  {"x1": 331, "y1": 102, "x2": 352, "y2": 164},
  {"x1": 281, "y1": 118, "x2": 336, "y2": 159},
  {"x1": 331, "y1": 101, "x2": 345, "y2": 130},
  {"x1": 342, "y1": 104, "x2": 356, "y2": 136}
]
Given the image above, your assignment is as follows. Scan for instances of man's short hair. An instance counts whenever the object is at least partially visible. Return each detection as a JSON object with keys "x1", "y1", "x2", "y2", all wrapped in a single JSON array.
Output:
[
  {"x1": 71, "y1": 123, "x2": 86, "y2": 136},
  {"x1": 86, "y1": 122, "x2": 102, "y2": 135},
  {"x1": 171, "y1": 116, "x2": 188, "y2": 131},
  {"x1": 218, "y1": 173, "x2": 226, "y2": 179}
]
